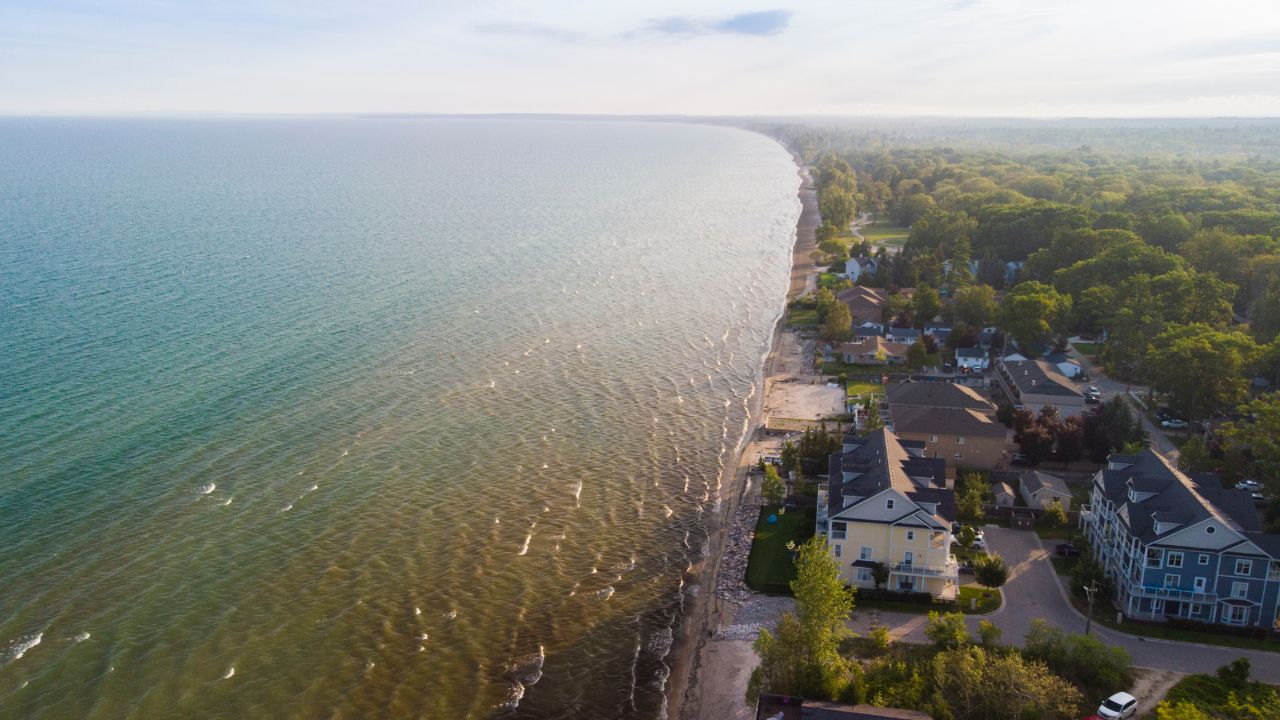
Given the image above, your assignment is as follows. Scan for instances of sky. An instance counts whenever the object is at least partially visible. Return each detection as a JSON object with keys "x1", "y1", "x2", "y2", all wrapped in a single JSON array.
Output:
[{"x1": 2, "y1": 0, "x2": 1280, "y2": 117}]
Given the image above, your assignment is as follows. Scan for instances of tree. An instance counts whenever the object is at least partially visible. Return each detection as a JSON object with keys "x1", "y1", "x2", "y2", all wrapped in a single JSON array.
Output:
[
  {"x1": 747, "y1": 536, "x2": 854, "y2": 704},
  {"x1": 761, "y1": 464, "x2": 785, "y2": 506},
  {"x1": 949, "y1": 236, "x2": 975, "y2": 288},
  {"x1": 929, "y1": 645, "x2": 1084, "y2": 720},
  {"x1": 863, "y1": 400, "x2": 884, "y2": 432},
  {"x1": 1023, "y1": 619, "x2": 1134, "y2": 699},
  {"x1": 1071, "y1": 551, "x2": 1115, "y2": 602},
  {"x1": 884, "y1": 293, "x2": 913, "y2": 326},
  {"x1": 1220, "y1": 393, "x2": 1280, "y2": 496},
  {"x1": 974, "y1": 554, "x2": 1010, "y2": 592},
  {"x1": 1056, "y1": 414, "x2": 1085, "y2": 465},
  {"x1": 913, "y1": 285, "x2": 942, "y2": 326},
  {"x1": 797, "y1": 426, "x2": 842, "y2": 476},
  {"x1": 822, "y1": 301, "x2": 853, "y2": 341},
  {"x1": 780, "y1": 440, "x2": 800, "y2": 476},
  {"x1": 953, "y1": 284, "x2": 997, "y2": 328},
  {"x1": 906, "y1": 338, "x2": 929, "y2": 370},
  {"x1": 977, "y1": 620, "x2": 1002, "y2": 647},
  {"x1": 1040, "y1": 502, "x2": 1069, "y2": 529},
  {"x1": 999, "y1": 281, "x2": 1071, "y2": 351},
  {"x1": 924, "y1": 611, "x2": 970, "y2": 648},
  {"x1": 1146, "y1": 324, "x2": 1259, "y2": 421},
  {"x1": 815, "y1": 287, "x2": 837, "y2": 321},
  {"x1": 820, "y1": 186, "x2": 857, "y2": 230},
  {"x1": 1217, "y1": 658, "x2": 1252, "y2": 690},
  {"x1": 957, "y1": 525, "x2": 978, "y2": 549},
  {"x1": 958, "y1": 487, "x2": 986, "y2": 524},
  {"x1": 1073, "y1": 285, "x2": 1117, "y2": 337},
  {"x1": 871, "y1": 561, "x2": 890, "y2": 590}
]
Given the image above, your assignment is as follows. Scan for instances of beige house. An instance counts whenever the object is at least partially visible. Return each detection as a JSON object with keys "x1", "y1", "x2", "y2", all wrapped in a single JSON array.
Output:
[
  {"x1": 818, "y1": 429, "x2": 958, "y2": 598},
  {"x1": 1020, "y1": 470, "x2": 1072, "y2": 509},
  {"x1": 883, "y1": 383, "x2": 1010, "y2": 471},
  {"x1": 834, "y1": 336, "x2": 910, "y2": 366}
]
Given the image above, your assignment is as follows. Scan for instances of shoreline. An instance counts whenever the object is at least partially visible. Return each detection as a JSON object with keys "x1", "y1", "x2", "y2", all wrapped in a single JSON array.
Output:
[{"x1": 665, "y1": 145, "x2": 819, "y2": 720}]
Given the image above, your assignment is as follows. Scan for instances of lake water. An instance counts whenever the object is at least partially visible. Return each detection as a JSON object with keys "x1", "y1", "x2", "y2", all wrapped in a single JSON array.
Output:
[{"x1": 0, "y1": 118, "x2": 799, "y2": 719}]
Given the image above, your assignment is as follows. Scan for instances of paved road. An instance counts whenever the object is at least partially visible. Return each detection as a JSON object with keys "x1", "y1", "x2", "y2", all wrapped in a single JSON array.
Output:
[
  {"x1": 1065, "y1": 343, "x2": 1180, "y2": 460},
  {"x1": 849, "y1": 526, "x2": 1280, "y2": 682}
]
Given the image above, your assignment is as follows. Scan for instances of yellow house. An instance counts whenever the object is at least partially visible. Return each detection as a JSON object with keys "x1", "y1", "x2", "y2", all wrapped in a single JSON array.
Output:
[{"x1": 818, "y1": 428, "x2": 958, "y2": 599}]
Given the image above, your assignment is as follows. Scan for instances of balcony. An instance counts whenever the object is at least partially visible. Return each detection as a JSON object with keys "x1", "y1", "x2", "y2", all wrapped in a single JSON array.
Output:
[
  {"x1": 891, "y1": 560, "x2": 959, "y2": 579},
  {"x1": 1128, "y1": 584, "x2": 1218, "y2": 603}
]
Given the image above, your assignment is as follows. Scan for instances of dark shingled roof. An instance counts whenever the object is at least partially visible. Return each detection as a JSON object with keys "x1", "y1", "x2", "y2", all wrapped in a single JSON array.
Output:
[
  {"x1": 884, "y1": 382, "x2": 995, "y2": 411},
  {"x1": 826, "y1": 429, "x2": 954, "y2": 526},
  {"x1": 890, "y1": 405, "x2": 1008, "y2": 439},
  {"x1": 1003, "y1": 359, "x2": 1082, "y2": 398}
]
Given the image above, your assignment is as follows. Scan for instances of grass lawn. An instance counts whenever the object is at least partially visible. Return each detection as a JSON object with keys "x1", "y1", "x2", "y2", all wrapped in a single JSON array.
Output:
[
  {"x1": 818, "y1": 272, "x2": 850, "y2": 290},
  {"x1": 822, "y1": 360, "x2": 890, "y2": 375},
  {"x1": 787, "y1": 307, "x2": 819, "y2": 327},
  {"x1": 862, "y1": 223, "x2": 910, "y2": 247},
  {"x1": 846, "y1": 380, "x2": 884, "y2": 399},
  {"x1": 957, "y1": 584, "x2": 1001, "y2": 614},
  {"x1": 1035, "y1": 525, "x2": 1076, "y2": 541},
  {"x1": 1072, "y1": 341, "x2": 1103, "y2": 357},
  {"x1": 744, "y1": 505, "x2": 815, "y2": 593},
  {"x1": 1049, "y1": 556, "x2": 1077, "y2": 576},
  {"x1": 1067, "y1": 595, "x2": 1280, "y2": 653}
]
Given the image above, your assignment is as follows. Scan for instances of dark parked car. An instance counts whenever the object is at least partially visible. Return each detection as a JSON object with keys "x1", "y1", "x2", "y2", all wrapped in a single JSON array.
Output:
[
  {"x1": 1085, "y1": 394, "x2": 1100, "y2": 404},
  {"x1": 1011, "y1": 452, "x2": 1033, "y2": 466},
  {"x1": 1055, "y1": 543, "x2": 1082, "y2": 558}
]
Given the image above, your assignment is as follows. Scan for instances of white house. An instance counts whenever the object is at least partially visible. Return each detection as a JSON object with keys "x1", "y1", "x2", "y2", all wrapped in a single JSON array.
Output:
[
  {"x1": 844, "y1": 256, "x2": 879, "y2": 282},
  {"x1": 955, "y1": 347, "x2": 989, "y2": 371}
]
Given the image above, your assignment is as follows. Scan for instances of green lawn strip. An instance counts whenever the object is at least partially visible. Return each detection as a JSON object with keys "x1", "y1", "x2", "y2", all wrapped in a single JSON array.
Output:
[
  {"x1": 1065, "y1": 595, "x2": 1280, "y2": 653},
  {"x1": 1049, "y1": 557, "x2": 1077, "y2": 576},
  {"x1": 957, "y1": 584, "x2": 1001, "y2": 614},
  {"x1": 862, "y1": 223, "x2": 910, "y2": 247},
  {"x1": 744, "y1": 506, "x2": 816, "y2": 593},
  {"x1": 1072, "y1": 341, "x2": 1103, "y2": 357},
  {"x1": 1035, "y1": 526, "x2": 1075, "y2": 541},
  {"x1": 846, "y1": 381, "x2": 884, "y2": 399},
  {"x1": 787, "y1": 308, "x2": 819, "y2": 327},
  {"x1": 822, "y1": 361, "x2": 892, "y2": 375}
]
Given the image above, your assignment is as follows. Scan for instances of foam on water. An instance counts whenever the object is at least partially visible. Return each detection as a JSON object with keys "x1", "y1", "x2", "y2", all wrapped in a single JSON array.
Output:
[{"x1": 5, "y1": 632, "x2": 43, "y2": 663}]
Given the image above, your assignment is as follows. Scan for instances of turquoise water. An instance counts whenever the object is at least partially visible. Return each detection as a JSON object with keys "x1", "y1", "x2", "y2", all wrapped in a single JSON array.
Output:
[{"x1": 0, "y1": 118, "x2": 798, "y2": 719}]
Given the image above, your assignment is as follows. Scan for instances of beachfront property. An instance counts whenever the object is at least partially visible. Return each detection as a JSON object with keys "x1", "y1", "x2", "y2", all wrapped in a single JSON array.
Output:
[
  {"x1": 882, "y1": 383, "x2": 1009, "y2": 471},
  {"x1": 993, "y1": 357, "x2": 1085, "y2": 417},
  {"x1": 843, "y1": 255, "x2": 879, "y2": 283},
  {"x1": 1019, "y1": 469, "x2": 1072, "y2": 510},
  {"x1": 1079, "y1": 450, "x2": 1280, "y2": 629},
  {"x1": 830, "y1": 336, "x2": 909, "y2": 365},
  {"x1": 817, "y1": 429, "x2": 958, "y2": 599},
  {"x1": 836, "y1": 286, "x2": 888, "y2": 326}
]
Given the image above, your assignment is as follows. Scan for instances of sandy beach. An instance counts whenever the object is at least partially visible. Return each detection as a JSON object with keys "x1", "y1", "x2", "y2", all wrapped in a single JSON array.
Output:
[{"x1": 666, "y1": 151, "x2": 833, "y2": 720}]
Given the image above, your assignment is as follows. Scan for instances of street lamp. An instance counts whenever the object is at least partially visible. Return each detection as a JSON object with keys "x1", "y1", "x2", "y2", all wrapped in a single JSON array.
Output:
[{"x1": 1082, "y1": 582, "x2": 1098, "y2": 635}]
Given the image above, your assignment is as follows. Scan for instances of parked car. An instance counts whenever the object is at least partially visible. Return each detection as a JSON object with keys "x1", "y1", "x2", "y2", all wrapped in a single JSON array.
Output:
[
  {"x1": 1236, "y1": 480, "x2": 1262, "y2": 491},
  {"x1": 1161, "y1": 418, "x2": 1189, "y2": 429},
  {"x1": 1085, "y1": 394, "x2": 1100, "y2": 404},
  {"x1": 970, "y1": 529, "x2": 986, "y2": 550},
  {"x1": 1155, "y1": 407, "x2": 1184, "y2": 422},
  {"x1": 1086, "y1": 385, "x2": 1101, "y2": 397},
  {"x1": 1011, "y1": 452, "x2": 1033, "y2": 466},
  {"x1": 1055, "y1": 543, "x2": 1082, "y2": 558},
  {"x1": 1253, "y1": 492, "x2": 1268, "y2": 506},
  {"x1": 1097, "y1": 691, "x2": 1138, "y2": 719}
]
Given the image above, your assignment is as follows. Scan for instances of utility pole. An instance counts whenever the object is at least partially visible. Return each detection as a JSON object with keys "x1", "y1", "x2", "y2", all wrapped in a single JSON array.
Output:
[{"x1": 1083, "y1": 582, "x2": 1098, "y2": 635}]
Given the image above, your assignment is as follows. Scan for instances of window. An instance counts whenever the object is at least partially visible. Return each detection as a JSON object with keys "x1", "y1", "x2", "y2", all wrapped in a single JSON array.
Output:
[
  {"x1": 954, "y1": 453, "x2": 963, "y2": 459},
  {"x1": 1235, "y1": 559, "x2": 1253, "y2": 576},
  {"x1": 928, "y1": 435, "x2": 938, "y2": 443},
  {"x1": 1199, "y1": 554, "x2": 1210, "y2": 566},
  {"x1": 1227, "y1": 605, "x2": 1248, "y2": 624},
  {"x1": 833, "y1": 544, "x2": 842, "y2": 558},
  {"x1": 860, "y1": 546, "x2": 873, "y2": 561},
  {"x1": 906, "y1": 530, "x2": 915, "y2": 541},
  {"x1": 856, "y1": 568, "x2": 872, "y2": 583},
  {"x1": 1164, "y1": 574, "x2": 1180, "y2": 589},
  {"x1": 1146, "y1": 548, "x2": 1163, "y2": 568},
  {"x1": 1232, "y1": 582, "x2": 1248, "y2": 599},
  {"x1": 1151, "y1": 599, "x2": 1164, "y2": 613},
  {"x1": 1167, "y1": 552, "x2": 1183, "y2": 568},
  {"x1": 831, "y1": 522, "x2": 846, "y2": 540},
  {"x1": 956, "y1": 436, "x2": 966, "y2": 445},
  {"x1": 886, "y1": 499, "x2": 895, "y2": 510}
]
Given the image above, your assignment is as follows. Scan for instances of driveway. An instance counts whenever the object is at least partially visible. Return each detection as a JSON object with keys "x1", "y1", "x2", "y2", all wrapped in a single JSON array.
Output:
[
  {"x1": 850, "y1": 526, "x2": 1280, "y2": 683},
  {"x1": 1065, "y1": 343, "x2": 1180, "y2": 460}
]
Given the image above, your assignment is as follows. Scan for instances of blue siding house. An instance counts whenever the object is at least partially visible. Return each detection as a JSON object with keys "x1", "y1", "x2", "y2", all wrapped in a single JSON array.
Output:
[{"x1": 1079, "y1": 450, "x2": 1280, "y2": 629}]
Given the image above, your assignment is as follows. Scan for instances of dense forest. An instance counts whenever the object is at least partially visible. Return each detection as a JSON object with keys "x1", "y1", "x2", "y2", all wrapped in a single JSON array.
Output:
[{"x1": 761, "y1": 119, "x2": 1280, "y2": 501}]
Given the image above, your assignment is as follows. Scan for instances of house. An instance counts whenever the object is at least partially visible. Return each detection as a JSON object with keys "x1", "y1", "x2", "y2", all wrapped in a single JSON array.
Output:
[
  {"x1": 844, "y1": 256, "x2": 879, "y2": 283},
  {"x1": 1020, "y1": 470, "x2": 1072, "y2": 510},
  {"x1": 923, "y1": 323, "x2": 952, "y2": 343},
  {"x1": 817, "y1": 429, "x2": 958, "y2": 598},
  {"x1": 955, "y1": 347, "x2": 989, "y2": 371},
  {"x1": 885, "y1": 327, "x2": 920, "y2": 345},
  {"x1": 883, "y1": 383, "x2": 1008, "y2": 470},
  {"x1": 1079, "y1": 450, "x2": 1280, "y2": 629},
  {"x1": 1045, "y1": 352, "x2": 1083, "y2": 379},
  {"x1": 994, "y1": 358, "x2": 1085, "y2": 417},
  {"x1": 834, "y1": 336, "x2": 910, "y2": 365},
  {"x1": 756, "y1": 694, "x2": 933, "y2": 720},
  {"x1": 978, "y1": 329, "x2": 1000, "y2": 351},
  {"x1": 837, "y1": 286, "x2": 889, "y2": 326},
  {"x1": 1004, "y1": 260, "x2": 1024, "y2": 284},
  {"x1": 855, "y1": 321, "x2": 885, "y2": 339},
  {"x1": 992, "y1": 482, "x2": 1017, "y2": 506}
]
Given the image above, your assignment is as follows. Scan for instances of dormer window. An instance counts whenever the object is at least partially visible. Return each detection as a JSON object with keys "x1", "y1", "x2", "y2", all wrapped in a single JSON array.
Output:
[{"x1": 887, "y1": 499, "x2": 895, "y2": 510}]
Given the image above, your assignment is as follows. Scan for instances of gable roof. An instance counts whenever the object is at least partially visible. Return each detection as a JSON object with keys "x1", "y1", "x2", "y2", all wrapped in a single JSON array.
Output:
[
  {"x1": 838, "y1": 336, "x2": 909, "y2": 359},
  {"x1": 1003, "y1": 359, "x2": 1082, "y2": 398},
  {"x1": 885, "y1": 382, "x2": 995, "y2": 411},
  {"x1": 826, "y1": 429, "x2": 954, "y2": 527},
  {"x1": 1096, "y1": 449, "x2": 1271, "y2": 549},
  {"x1": 992, "y1": 481, "x2": 1016, "y2": 498},
  {"x1": 1022, "y1": 470, "x2": 1070, "y2": 497},
  {"x1": 956, "y1": 347, "x2": 986, "y2": 359},
  {"x1": 890, "y1": 405, "x2": 1008, "y2": 439}
]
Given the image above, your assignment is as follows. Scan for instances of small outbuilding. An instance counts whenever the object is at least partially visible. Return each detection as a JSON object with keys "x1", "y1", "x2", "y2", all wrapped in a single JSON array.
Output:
[
  {"x1": 991, "y1": 481, "x2": 1017, "y2": 507},
  {"x1": 1019, "y1": 470, "x2": 1072, "y2": 510}
]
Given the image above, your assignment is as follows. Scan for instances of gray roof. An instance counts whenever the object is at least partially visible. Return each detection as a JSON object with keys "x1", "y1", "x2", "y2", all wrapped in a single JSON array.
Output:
[
  {"x1": 885, "y1": 382, "x2": 995, "y2": 411},
  {"x1": 889, "y1": 327, "x2": 920, "y2": 338},
  {"x1": 890, "y1": 405, "x2": 1008, "y2": 439},
  {"x1": 1022, "y1": 470, "x2": 1071, "y2": 497},
  {"x1": 1003, "y1": 359, "x2": 1081, "y2": 398},
  {"x1": 956, "y1": 347, "x2": 986, "y2": 359},
  {"x1": 826, "y1": 429, "x2": 954, "y2": 526},
  {"x1": 1096, "y1": 450, "x2": 1271, "y2": 547},
  {"x1": 992, "y1": 482, "x2": 1016, "y2": 498}
]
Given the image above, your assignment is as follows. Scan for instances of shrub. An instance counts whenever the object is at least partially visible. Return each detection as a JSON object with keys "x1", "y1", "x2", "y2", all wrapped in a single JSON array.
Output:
[
  {"x1": 978, "y1": 619, "x2": 1002, "y2": 646},
  {"x1": 924, "y1": 611, "x2": 970, "y2": 648}
]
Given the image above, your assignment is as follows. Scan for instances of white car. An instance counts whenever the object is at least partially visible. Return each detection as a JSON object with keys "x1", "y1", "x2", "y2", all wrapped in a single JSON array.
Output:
[
  {"x1": 1161, "y1": 418, "x2": 1189, "y2": 429},
  {"x1": 971, "y1": 529, "x2": 986, "y2": 550},
  {"x1": 1098, "y1": 691, "x2": 1138, "y2": 719},
  {"x1": 1236, "y1": 480, "x2": 1262, "y2": 491}
]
